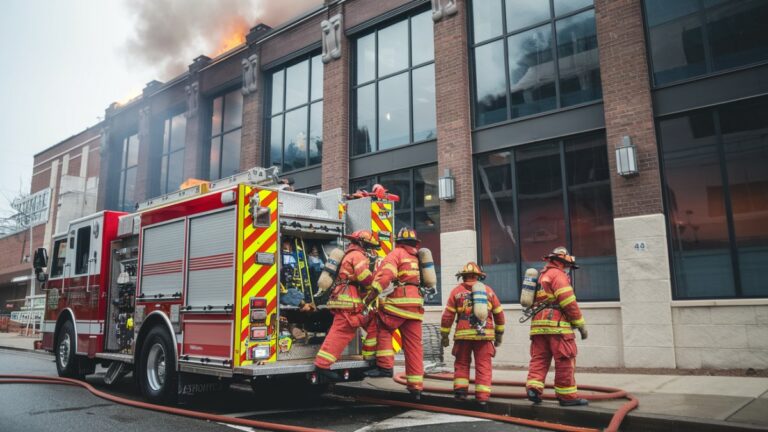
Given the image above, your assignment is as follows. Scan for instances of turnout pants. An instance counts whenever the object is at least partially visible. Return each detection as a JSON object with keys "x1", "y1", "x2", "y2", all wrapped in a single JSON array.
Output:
[
  {"x1": 315, "y1": 312, "x2": 371, "y2": 369},
  {"x1": 526, "y1": 334, "x2": 579, "y2": 400},
  {"x1": 376, "y1": 313, "x2": 423, "y2": 391},
  {"x1": 453, "y1": 340, "x2": 495, "y2": 401}
]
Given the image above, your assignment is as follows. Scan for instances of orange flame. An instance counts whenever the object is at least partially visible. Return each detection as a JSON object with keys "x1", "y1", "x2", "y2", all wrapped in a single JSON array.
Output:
[
  {"x1": 213, "y1": 19, "x2": 248, "y2": 57},
  {"x1": 116, "y1": 86, "x2": 144, "y2": 107}
]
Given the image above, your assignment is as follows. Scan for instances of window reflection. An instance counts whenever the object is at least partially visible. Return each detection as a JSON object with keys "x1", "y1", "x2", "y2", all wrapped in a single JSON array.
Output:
[
  {"x1": 160, "y1": 112, "x2": 186, "y2": 194},
  {"x1": 475, "y1": 41, "x2": 508, "y2": 126},
  {"x1": 508, "y1": 25, "x2": 556, "y2": 118},
  {"x1": 209, "y1": 90, "x2": 242, "y2": 180},
  {"x1": 353, "y1": 9, "x2": 437, "y2": 155},
  {"x1": 118, "y1": 134, "x2": 139, "y2": 211},
  {"x1": 556, "y1": 10, "x2": 602, "y2": 107},
  {"x1": 268, "y1": 54, "x2": 323, "y2": 172}
]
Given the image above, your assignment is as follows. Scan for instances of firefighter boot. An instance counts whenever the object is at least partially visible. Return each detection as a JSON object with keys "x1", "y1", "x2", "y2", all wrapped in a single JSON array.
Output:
[
  {"x1": 527, "y1": 389, "x2": 543, "y2": 404},
  {"x1": 363, "y1": 367, "x2": 393, "y2": 378},
  {"x1": 408, "y1": 388, "x2": 422, "y2": 401},
  {"x1": 454, "y1": 390, "x2": 468, "y2": 401},
  {"x1": 316, "y1": 367, "x2": 341, "y2": 382},
  {"x1": 559, "y1": 398, "x2": 589, "y2": 407}
]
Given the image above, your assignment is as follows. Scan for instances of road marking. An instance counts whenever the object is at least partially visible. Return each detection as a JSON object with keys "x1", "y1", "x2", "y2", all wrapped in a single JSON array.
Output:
[
  {"x1": 352, "y1": 410, "x2": 489, "y2": 431},
  {"x1": 218, "y1": 424, "x2": 254, "y2": 432}
]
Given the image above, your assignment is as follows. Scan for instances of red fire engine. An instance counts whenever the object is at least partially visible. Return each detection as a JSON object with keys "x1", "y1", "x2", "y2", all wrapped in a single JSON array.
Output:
[{"x1": 36, "y1": 167, "x2": 399, "y2": 402}]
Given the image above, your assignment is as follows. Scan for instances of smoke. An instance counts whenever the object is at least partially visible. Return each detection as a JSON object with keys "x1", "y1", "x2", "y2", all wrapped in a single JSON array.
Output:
[{"x1": 123, "y1": 0, "x2": 322, "y2": 79}]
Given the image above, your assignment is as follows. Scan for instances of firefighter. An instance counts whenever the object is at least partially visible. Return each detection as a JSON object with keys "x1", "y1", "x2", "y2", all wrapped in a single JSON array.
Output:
[
  {"x1": 364, "y1": 227, "x2": 424, "y2": 400},
  {"x1": 440, "y1": 262, "x2": 505, "y2": 405},
  {"x1": 314, "y1": 230, "x2": 379, "y2": 381},
  {"x1": 525, "y1": 247, "x2": 589, "y2": 406}
]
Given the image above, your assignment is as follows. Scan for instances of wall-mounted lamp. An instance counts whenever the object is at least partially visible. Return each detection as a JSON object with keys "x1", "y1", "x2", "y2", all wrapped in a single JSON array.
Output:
[
  {"x1": 438, "y1": 168, "x2": 455, "y2": 201},
  {"x1": 616, "y1": 136, "x2": 639, "y2": 177}
]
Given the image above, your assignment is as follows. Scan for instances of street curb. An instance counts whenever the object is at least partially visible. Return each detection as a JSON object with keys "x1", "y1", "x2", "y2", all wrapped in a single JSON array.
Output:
[
  {"x1": 333, "y1": 381, "x2": 767, "y2": 432},
  {"x1": 0, "y1": 346, "x2": 52, "y2": 356}
]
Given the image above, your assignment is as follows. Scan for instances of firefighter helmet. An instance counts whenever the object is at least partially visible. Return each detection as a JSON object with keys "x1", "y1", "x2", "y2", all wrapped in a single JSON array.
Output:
[
  {"x1": 344, "y1": 230, "x2": 380, "y2": 249},
  {"x1": 395, "y1": 227, "x2": 420, "y2": 244},
  {"x1": 455, "y1": 261, "x2": 487, "y2": 280},
  {"x1": 544, "y1": 246, "x2": 579, "y2": 268}
]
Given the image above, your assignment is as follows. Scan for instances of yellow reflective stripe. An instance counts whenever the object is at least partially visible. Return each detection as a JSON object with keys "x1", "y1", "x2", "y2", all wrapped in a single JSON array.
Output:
[
  {"x1": 397, "y1": 270, "x2": 420, "y2": 277},
  {"x1": 361, "y1": 351, "x2": 375, "y2": 357},
  {"x1": 356, "y1": 269, "x2": 373, "y2": 281},
  {"x1": 554, "y1": 286, "x2": 574, "y2": 297},
  {"x1": 382, "y1": 263, "x2": 398, "y2": 273},
  {"x1": 475, "y1": 384, "x2": 491, "y2": 393},
  {"x1": 455, "y1": 329, "x2": 495, "y2": 337},
  {"x1": 326, "y1": 302, "x2": 357, "y2": 309},
  {"x1": 527, "y1": 380, "x2": 544, "y2": 389},
  {"x1": 363, "y1": 338, "x2": 377, "y2": 346},
  {"x1": 571, "y1": 318, "x2": 585, "y2": 327},
  {"x1": 530, "y1": 327, "x2": 574, "y2": 335},
  {"x1": 492, "y1": 306, "x2": 503, "y2": 314},
  {"x1": 440, "y1": 327, "x2": 451, "y2": 334},
  {"x1": 531, "y1": 320, "x2": 571, "y2": 327},
  {"x1": 406, "y1": 375, "x2": 423, "y2": 383},
  {"x1": 559, "y1": 295, "x2": 576, "y2": 308},
  {"x1": 385, "y1": 297, "x2": 424, "y2": 305},
  {"x1": 383, "y1": 304, "x2": 423, "y2": 320},
  {"x1": 555, "y1": 386, "x2": 578, "y2": 395},
  {"x1": 316, "y1": 350, "x2": 337, "y2": 363},
  {"x1": 446, "y1": 306, "x2": 456, "y2": 313},
  {"x1": 454, "y1": 378, "x2": 469, "y2": 386},
  {"x1": 495, "y1": 325, "x2": 505, "y2": 333},
  {"x1": 376, "y1": 349, "x2": 394, "y2": 356},
  {"x1": 334, "y1": 295, "x2": 362, "y2": 303},
  {"x1": 354, "y1": 260, "x2": 369, "y2": 270}
]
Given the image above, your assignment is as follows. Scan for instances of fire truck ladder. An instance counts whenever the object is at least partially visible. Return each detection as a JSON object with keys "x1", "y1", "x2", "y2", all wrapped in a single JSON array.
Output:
[{"x1": 293, "y1": 238, "x2": 315, "y2": 307}]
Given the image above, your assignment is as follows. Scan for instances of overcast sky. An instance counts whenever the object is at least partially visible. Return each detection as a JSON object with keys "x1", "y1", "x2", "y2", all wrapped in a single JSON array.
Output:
[{"x1": 0, "y1": 0, "x2": 319, "y2": 218}]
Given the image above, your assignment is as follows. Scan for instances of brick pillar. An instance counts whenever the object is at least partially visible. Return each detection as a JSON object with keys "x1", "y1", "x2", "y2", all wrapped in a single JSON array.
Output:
[
  {"x1": 433, "y1": 0, "x2": 476, "y2": 303},
  {"x1": 320, "y1": 4, "x2": 349, "y2": 191},
  {"x1": 596, "y1": 0, "x2": 675, "y2": 368},
  {"x1": 240, "y1": 48, "x2": 263, "y2": 171},
  {"x1": 96, "y1": 108, "x2": 115, "y2": 210}
]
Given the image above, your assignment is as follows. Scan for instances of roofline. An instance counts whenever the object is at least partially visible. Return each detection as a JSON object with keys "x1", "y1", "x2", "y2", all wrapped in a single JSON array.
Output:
[{"x1": 33, "y1": 121, "x2": 104, "y2": 158}]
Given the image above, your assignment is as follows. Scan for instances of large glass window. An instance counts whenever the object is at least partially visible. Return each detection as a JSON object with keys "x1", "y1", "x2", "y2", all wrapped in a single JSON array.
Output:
[
  {"x1": 209, "y1": 90, "x2": 243, "y2": 180},
  {"x1": 118, "y1": 133, "x2": 139, "y2": 212},
  {"x1": 659, "y1": 96, "x2": 768, "y2": 299},
  {"x1": 350, "y1": 165, "x2": 441, "y2": 304},
  {"x1": 353, "y1": 9, "x2": 437, "y2": 155},
  {"x1": 476, "y1": 133, "x2": 618, "y2": 302},
  {"x1": 267, "y1": 54, "x2": 323, "y2": 173},
  {"x1": 159, "y1": 112, "x2": 186, "y2": 194},
  {"x1": 471, "y1": 0, "x2": 601, "y2": 127},
  {"x1": 644, "y1": 0, "x2": 768, "y2": 86}
]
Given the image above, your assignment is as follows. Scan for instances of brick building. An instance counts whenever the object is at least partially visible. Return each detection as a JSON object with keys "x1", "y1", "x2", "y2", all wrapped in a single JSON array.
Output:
[
  {"x1": 25, "y1": 0, "x2": 768, "y2": 368},
  {"x1": 0, "y1": 124, "x2": 101, "y2": 310}
]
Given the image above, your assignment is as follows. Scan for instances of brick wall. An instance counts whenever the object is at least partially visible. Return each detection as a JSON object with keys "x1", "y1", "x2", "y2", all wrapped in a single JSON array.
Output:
[
  {"x1": 434, "y1": 0, "x2": 475, "y2": 233},
  {"x1": 320, "y1": 3, "x2": 350, "y2": 191},
  {"x1": 240, "y1": 48, "x2": 263, "y2": 171},
  {"x1": 595, "y1": 0, "x2": 663, "y2": 218}
]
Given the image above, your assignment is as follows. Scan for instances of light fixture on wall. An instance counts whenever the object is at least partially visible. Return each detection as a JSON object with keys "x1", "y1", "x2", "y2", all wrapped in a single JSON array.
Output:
[
  {"x1": 438, "y1": 168, "x2": 455, "y2": 201},
  {"x1": 616, "y1": 136, "x2": 639, "y2": 177}
]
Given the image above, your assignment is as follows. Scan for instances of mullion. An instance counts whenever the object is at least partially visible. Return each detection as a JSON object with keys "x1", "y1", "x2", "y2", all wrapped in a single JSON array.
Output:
[
  {"x1": 712, "y1": 109, "x2": 742, "y2": 297},
  {"x1": 408, "y1": 15, "x2": 414, "y2": 145},
  {"x1": 501, "y1": 0, "x2": 511, "y2": 120},
  {"x1": 510, "y1": 151, "x2": 521, "y2": 299},
  {"x1": 551, "y1": 0, "x2": 562, "y2": 109},
  {"x1": 559, "y1": 140, "x2": 572, "y2": 284},
  {"x1": 374, "y1": 29, "x2": 380, "y2": 152},
  {"x1": 697, "y1": 0, "x2": 714, "y2": 73}
]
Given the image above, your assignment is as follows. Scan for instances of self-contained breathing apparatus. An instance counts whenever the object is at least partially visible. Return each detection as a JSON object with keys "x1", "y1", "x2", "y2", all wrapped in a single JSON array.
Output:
[{"x1": 519, "y1": 247, "x2": 578, "y2": 323}]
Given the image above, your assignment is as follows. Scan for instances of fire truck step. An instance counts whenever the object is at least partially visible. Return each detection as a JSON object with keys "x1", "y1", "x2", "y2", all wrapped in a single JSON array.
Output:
[{"x1": 103, "y1": 361, "x2": 129, "y2": 385}]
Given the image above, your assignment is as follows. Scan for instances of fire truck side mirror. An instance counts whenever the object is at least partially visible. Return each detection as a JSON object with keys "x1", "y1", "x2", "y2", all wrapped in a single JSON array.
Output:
[{"x1": 33, "y1": 247, "x2": 48, "y2": 270}]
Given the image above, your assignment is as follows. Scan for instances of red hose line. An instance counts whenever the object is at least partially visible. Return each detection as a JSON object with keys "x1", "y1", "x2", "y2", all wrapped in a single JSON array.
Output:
[
  {"x1": 0, "y1": 374, "x2": 331, "y2": 432},
  {"x1": 390, "y1": 372, "x2": 638, "y2": 432},
  {"x1": 356, "y1": 395, "x2": 599, "y2": 432}
]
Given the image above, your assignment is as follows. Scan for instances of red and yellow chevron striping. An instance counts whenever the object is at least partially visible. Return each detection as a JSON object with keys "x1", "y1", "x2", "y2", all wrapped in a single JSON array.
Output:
[
  {"x1": 371, "y1": 201, "x2": 393, "y2": 258},
  {"x1": 235, "y1": 185, "x2": 279, "y2": 366}
]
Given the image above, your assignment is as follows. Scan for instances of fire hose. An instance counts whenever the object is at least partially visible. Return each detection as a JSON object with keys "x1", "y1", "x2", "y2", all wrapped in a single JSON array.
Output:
[
  {"x1": 369, "y1": 372, "x2": 639, "y2": 432},
  {"x1": 0, "y1": 374, "x2": 331, "y2": 432}
]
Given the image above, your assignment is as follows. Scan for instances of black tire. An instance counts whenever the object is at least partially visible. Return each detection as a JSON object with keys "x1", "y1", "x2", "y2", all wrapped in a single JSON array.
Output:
[
  {"x1": 138, "y1": 327, "x2": 178, "y2": 404},
  {"x1": 55, "y1": 320, "x2": 82, "y2": 379}
]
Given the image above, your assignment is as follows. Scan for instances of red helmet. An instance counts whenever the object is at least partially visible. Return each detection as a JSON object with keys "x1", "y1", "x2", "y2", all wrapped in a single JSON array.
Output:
[
  {"x1": 344, "y1": 230, "x2": 380, "y2": 249},
  {"x1": 544, "y1": 246, "x2": 579, "y2": 269},
  {"x1": 455, "y1": 261, "x2": 486, "y2": 280},
  {"x1": 395, "y1": 227, "x2": 420, "y2": 244}
]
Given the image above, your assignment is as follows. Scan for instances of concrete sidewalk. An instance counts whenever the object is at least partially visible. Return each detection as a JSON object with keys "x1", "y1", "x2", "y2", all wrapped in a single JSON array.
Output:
[
  {"x1": 0, "y1": 331, "x2": 40, "y2": 351},
  {"x1": 335, "y1": 366, "x2": 768, "y2": 431}
]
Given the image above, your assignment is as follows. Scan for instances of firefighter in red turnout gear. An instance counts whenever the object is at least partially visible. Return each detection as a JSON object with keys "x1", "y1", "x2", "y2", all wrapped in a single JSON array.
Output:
[
  {"x1": 314, "y1": 230, "x2": 379, "y2": 381},
  {"x1": 441, "y1": 262, "x2": 505, "y2": 404},
  {"x1": 364, "y1": 227, "x2": 425, "y2": 400},
  {"x1": 526, "y1": 247, "x2": 589, "y2": 406}
]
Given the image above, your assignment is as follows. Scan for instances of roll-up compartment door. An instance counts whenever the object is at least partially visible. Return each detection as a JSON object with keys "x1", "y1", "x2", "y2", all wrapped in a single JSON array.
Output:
[
  {"x1": 141, "y1": 220, "x2": 184, "y2": 298},
  {"x1": 187, "y1": 208, "x2": 235, "y2": 308}
]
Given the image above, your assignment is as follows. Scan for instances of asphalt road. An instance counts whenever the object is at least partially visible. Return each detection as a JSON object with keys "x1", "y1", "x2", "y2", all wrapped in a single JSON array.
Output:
[{"x1": 0, "y1": 348, "x2": 544, "y2": 432}]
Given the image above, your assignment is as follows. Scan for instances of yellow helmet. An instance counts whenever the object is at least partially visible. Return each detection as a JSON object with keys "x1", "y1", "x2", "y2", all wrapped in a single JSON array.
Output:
[{"x1": 455, "y1": 261, "x2": 486, "y2": 280}]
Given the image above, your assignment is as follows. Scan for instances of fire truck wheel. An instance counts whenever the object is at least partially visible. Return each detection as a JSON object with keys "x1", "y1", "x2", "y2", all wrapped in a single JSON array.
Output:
[
  {"x1": 138, "y1": 327, "x2": 178, "y2": 404},
  {"x1": 56, "y1": 320, "x2": 82, "y2": 379}
]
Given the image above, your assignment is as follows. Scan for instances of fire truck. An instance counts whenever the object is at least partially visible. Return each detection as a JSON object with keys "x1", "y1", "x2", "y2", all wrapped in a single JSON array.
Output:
[{"x1": 36, "y1": 167, "x2": 400, "y2": 402}]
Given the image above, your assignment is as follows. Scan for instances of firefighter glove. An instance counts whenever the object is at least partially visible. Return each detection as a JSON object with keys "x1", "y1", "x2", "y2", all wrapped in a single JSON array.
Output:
[
  {"x1": 578, "y1": 326, "x2": 588, "y2": 340},
  {"x1": 494, "y1": 333, "x2": 503, "y2": 347},
  {"x1": 441, "y1": 333, "x2": 450, "y2": 348}
]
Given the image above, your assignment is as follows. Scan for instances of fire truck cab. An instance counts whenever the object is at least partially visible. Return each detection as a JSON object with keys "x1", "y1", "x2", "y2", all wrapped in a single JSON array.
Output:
[{"x1": 38, "y1": 167, "x2": 397, "y2": 402}]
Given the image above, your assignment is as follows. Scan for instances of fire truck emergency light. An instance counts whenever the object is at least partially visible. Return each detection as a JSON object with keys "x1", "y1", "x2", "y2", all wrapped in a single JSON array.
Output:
[
  {"x1": 250, "y1": 326, "x2": 268, "y2": 340},
  {"x1": 250, "y1": 309, "x2": 267, "y2": 322},
  {"x1": 249, "y1": 345, "x2": 270, "y2": 360},
  {"x1": 250, "y1": 297, "x2": 267, "y2": 309}
]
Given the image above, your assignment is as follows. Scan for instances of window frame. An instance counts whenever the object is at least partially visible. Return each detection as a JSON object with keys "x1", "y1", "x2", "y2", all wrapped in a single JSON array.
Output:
[
  {"x1": 159, "y1": 110, "x2": 187, "y2": 194},
  {"x1": 74, "y1": 226, "x2": 92, "y2": 276},
  {"x1": 49, "y1": 237, "x2": 67, "y2": 279},
  {"x1": 473, "y1": 131, "x2": 619, "y2": 303},
  {"x1": 350, "y1": 7, "x2": 437, "y2": 157},
  {"x1": 468, "y1": 0, "x2": 600, "y2": 129},
  {"x1": 264, "y1": 52, "x2": 324, "y2": 174},
  {"x1": 208, "y1": 88, "x2": 243, "y2": 180},
  {"x1": 117, "y1": 133, "x2": 139, "y2": 212}
]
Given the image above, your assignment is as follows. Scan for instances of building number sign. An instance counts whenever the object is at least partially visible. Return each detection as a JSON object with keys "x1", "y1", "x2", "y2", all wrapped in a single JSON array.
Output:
[{"x1": 633, "y1": 241, "x2": 648, "y2": 252}]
